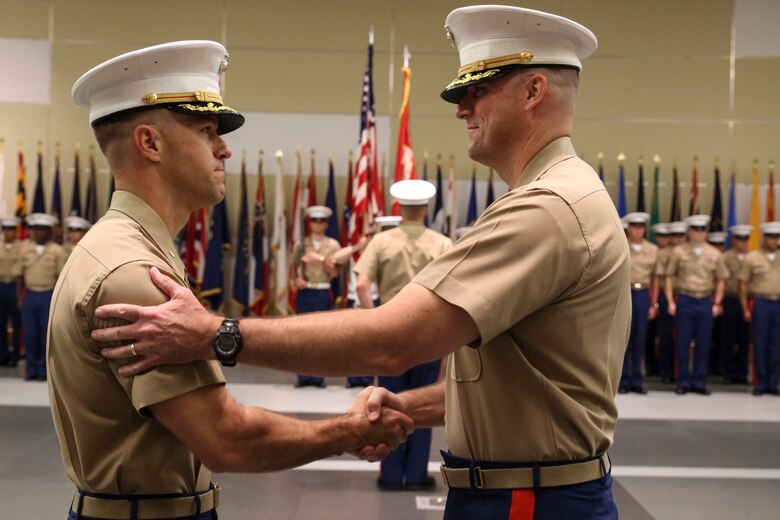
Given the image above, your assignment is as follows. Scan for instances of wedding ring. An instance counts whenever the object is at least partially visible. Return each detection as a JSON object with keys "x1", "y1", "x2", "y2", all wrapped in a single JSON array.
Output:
[{"x1": 130, "y1": 343, "x2": 137, "y2": 357}]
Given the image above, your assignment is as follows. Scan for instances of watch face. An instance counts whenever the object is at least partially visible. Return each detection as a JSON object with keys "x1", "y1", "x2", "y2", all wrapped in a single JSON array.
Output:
[{"x1": 216, "y1": 334, "x2": 237, "y2": 354}]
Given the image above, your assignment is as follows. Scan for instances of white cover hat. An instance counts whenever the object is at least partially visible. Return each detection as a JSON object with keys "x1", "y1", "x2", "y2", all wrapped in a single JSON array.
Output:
[
  {"x1": 374, "y1": 215, "x2": 402, "y2": 228},
  {"x1": 760, "y1": 221, "x2": 780, "y2": 235},
  {"x1": 729, "y1": 224, "x2": 753, "y2": 238},
  {"x1": 306, "y1": 205, "x2": 333, "y2": 219},
  {"x1": 652, "y1": 223, "x2": 670, "y2": 235},
  {"x1": 668, "y1": 221, "x2": 689, "y2": 234},
  {"x1": 66, "y1": 216, "x2": 91, "y2": 231},
  {"x1": 390, "y1": 180, "x2": 437, "y2": 206},
  {"x1": 707, "y1": 231, "x2": 726, "y2": 244},
  {"x1": 72, "y1": 40, "x2": 244, "y2": 135},
  {"x1": 441, "y1": 5, "x2": 597, "y2": 103},
  {"x1": 622, "y1": 212, "x2": 650, "y2": 225},
  {"x1": 685, "y1": 214, "x2": 711, "y2": 228},
  {"x1": 26, "y1": 213, "x2": 58, "y2": 227},
  {"x1": 0, "y1": 216, "x2": 20, "y2": 228}
]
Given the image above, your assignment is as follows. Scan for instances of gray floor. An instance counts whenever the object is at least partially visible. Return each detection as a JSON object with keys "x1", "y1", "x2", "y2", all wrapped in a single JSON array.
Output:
[{"x1": 2, "y1": 363, "x2": 779, "y2": 519}]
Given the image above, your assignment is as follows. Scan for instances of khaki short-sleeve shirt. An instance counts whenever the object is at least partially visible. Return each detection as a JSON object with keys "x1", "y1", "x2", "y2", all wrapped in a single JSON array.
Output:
[
  {"x1": 20, "y1": 240, "x2": 66, "y2": 290},
  {"x1": 719, "y1": 249, "x2": 746, "y2": 297},
  {"x1": 629, "y1": 240, "x2": 658, "y2": 287},
  {"x1": 666, "y1": 243, "x2": 727, "y2": 294},
  {"x1": 355, "y1": 222, "x2": 452, "y2": 303},
  {"x1": 738, "y1": 249, "x2": 780, "y2": 296},
  {"x1": 413, "y1": 137, "x2": 631, "y2": 462},
  {"x1": 293, "y1": 236, "x2": 341, "y2": 284},
  {"x1": 0, "y1": 240, "x2": 22, "y2": 280},
  {"x1": 47, "y1": 191, "x2": 225, "y2": 494}
]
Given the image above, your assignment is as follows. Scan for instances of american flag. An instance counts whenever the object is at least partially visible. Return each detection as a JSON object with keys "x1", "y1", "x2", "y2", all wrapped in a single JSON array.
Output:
[{"x1": 350, "y1": 31, "x2": 378, "y2": 249}]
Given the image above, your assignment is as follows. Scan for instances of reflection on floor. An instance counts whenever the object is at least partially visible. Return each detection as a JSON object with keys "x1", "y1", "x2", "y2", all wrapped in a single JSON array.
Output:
[{"x1": 2, "y1": 364, "x2": 779, "y2": 519}]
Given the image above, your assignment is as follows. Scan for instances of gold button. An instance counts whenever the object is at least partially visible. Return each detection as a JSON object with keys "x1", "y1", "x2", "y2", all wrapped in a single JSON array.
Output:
[{"x1": 169, "y1": 251, "x2": 176, "y2": 258}]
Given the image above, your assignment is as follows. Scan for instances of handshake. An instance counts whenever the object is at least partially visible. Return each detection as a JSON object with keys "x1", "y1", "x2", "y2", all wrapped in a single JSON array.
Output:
[{"x1": 345, "y1": 386, "x2": 415, "y2": 462}]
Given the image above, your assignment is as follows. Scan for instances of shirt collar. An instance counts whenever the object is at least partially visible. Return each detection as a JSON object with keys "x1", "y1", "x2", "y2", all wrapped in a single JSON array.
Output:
[{"x1": 512, "y1": 136, "x2": 577, "y2": 190}]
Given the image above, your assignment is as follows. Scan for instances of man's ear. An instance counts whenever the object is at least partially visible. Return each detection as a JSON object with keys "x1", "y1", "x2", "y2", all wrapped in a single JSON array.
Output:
[
  {"x1": 133, "y1": 124, "x2": 162, "y2": 162},
  {"x1": 524, "y1": 73, "x2": 548, "y2": 111}
]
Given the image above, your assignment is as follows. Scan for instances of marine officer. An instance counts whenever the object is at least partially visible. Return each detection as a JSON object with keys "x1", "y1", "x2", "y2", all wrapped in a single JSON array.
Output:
[
  {"x1": 0, "y1": 217, "x2": 22, "y2": 367},
  {"x1": 739, "y1": 221, "x2": 780, "y2": 396},
  {"x1": 656, "y1": 221, "x2": 687, "y2": 383},
  {"x1": 62, "y1": 215, "x2": 91, "y2": 259},
  {"x1": 48, "y1": 40, "x2": 412, "y2": 520},
  {"x1": 665, "y1": 214, "x2": 728, "y2": 395},
  {"x1": 94, "y1": 8, "x2": 629, "y2": 518},
  {"x1": 620, "y1": 212, "x2": 658, "y2": 394},
  {"x1": 21, "y1": 212, "x2": 65, "y2": 380},
  {"x1": 355, "y1": 179, "x2": 452, "y2": 491},
  {"x1": 719, "y1": 225, "x2": 752, "y2": 384},
  {"x1": 292, "y1": 205, "x2": 341, "y2": 388}
]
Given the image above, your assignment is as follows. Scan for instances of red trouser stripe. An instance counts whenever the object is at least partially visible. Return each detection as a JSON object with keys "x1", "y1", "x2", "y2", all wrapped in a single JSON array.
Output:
[{"x1": 509, "y1": 489, "x2": 535, "y2": 520}]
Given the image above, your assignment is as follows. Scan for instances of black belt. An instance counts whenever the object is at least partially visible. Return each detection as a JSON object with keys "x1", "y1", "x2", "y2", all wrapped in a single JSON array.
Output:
[
  {"x1": 70, "y1": 485, "x2": 219, "y2": 519},
  {"x1": 440, "y1": 453, "x2": 610, "y2": 490}
]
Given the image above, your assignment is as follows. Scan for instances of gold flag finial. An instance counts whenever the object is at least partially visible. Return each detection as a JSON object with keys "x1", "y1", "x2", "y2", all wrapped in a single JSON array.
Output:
[
  {"x1": 769, "y1": 160, "x2": 776, "y2": 173},
  {"x1": 596, "y1": 151, "x2": 604, "y2": 163},
  {"x1": 617, "y1": 152, "x2": 625, "y2": 162},
  {"x1": 653, "y1": 154, "x2": 661, "y2": 164},
  {"x1": 638, "y1": 155, "x2": 644, "y2": 166},
  {"x1": 275, "y1": 149, "x2": 284, "y2": 159}
]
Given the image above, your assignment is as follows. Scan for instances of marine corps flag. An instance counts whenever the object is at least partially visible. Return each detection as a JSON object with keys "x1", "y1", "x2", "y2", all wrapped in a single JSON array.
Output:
[
  {"x1": 15, "y1": 149, "x2": 27, "y2": 238},
  {"x1": 392, "y1": 47, "x2": 417, "y2": 216}
]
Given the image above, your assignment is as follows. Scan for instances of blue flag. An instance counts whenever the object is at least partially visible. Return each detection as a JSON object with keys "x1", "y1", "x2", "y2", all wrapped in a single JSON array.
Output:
[
  {"x1": 32, "y1": 151, "x2": 46, "y2": 213},
  {"x1": 85, "y1": 151, "x2": 98, "y2": 223},
  {"x1": 232, "y1": 161, "x2": 250, "y2": 316},
  {"x1": 324, "y1": 160, "x2": 342, "y2": 302},
  {"x1": 724, "y1": 173, "x2": 737, "y2": 251},
  {"x1": 617, "y1": 163, "x2": 627, "y2": 217},
  {"x1": 201, "y1": 198, "x2": 230, "y2": 312},
  {"x1": 466, "y1": 167, "x2": 478, "y2": 225}
]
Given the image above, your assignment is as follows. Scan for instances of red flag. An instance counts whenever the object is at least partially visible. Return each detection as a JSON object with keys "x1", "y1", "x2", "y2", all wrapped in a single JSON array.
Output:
[
  {"x1": 250, "y1": 152, "x2": 270, "y2": 316},
  {"x1": 392, "y1": 54, "x2": 417, "y2": 216},
  {"x1": 288, "y1": 148, "x2": 304, "y2": 311},
  {"x1": 688, "y1": 158, "x2": 700, "y2": 216},
  {"x1": 304, "y1": 150, "x2": 318, "y2": 235},
  {"x1": 185, "y1": 208, "x2": 207, "y2": 286}
]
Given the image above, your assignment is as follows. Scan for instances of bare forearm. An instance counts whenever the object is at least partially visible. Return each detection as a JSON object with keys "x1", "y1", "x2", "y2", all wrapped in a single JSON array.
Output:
[{"x1": 399, "y1": 380, "x2": 446, "y2": 428}]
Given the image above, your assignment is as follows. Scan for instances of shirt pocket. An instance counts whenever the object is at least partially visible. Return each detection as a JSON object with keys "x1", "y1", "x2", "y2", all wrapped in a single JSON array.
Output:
[{"x1": 450, "y1": 346, "x2": 482, "y2": 382}]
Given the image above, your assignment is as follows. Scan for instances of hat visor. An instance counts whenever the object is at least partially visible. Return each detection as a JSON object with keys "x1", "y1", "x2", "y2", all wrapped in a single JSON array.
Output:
[
  {"x1": 166, "y1": 102, "x2": 245, "y2": 135},
  {"x1": 440, "y1": 66, "x2": 514, "y2": 104}
]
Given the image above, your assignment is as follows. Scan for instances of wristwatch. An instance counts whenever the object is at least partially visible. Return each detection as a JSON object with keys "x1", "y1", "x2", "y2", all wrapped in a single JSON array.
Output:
[{"x1": 212, "y1": 318, "x2": 243, "y2": 367}]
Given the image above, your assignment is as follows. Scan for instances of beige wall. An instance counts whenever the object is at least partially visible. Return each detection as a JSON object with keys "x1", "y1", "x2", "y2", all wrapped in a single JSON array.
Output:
[{"x1": 1, "y1": 0, "x2": 779, "y2": 227}]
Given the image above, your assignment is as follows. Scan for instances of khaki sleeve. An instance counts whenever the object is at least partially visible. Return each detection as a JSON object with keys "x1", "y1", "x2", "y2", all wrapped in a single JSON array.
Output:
[
  {"x1": 85, "y1": 261, "x2": 224, "y2": 414},
  {"x1": 354, "y1": 236, "x2": 380, "y2": 282},
  {"x1": 716, "y1": 254, "x2": 730, "y2": 280},
  {"x1": 414, "y1": 190, "x2": 587, "y2": 347}
]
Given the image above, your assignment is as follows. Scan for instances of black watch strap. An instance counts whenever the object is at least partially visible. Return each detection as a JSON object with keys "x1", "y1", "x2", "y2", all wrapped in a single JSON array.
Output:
[{"x1": 213, "y1": 318, "x2": 242, "y2": 367}]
